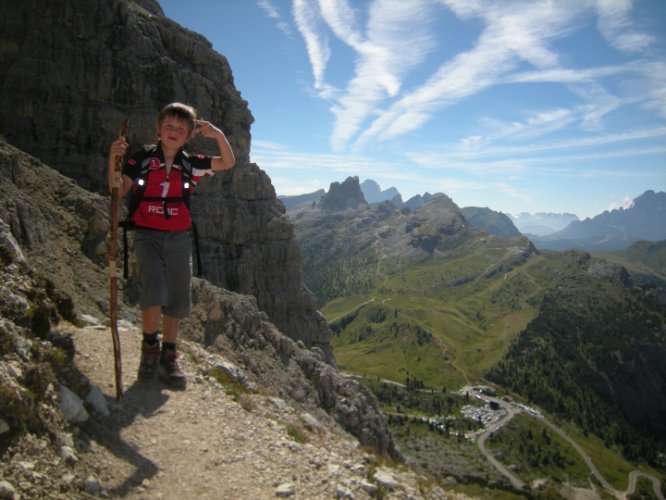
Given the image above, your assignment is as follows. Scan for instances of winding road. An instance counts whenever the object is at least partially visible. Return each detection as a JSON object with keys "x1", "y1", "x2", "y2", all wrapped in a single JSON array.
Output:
[
  {"x1": 472, "y1": 392, "x2": 664, "y2": 499},
  {"x1": 476, "y1": 403, "x2": 525, "y2": 490}
]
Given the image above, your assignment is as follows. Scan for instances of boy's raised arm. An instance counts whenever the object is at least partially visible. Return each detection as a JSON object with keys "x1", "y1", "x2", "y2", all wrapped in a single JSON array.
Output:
[{"x1": 192, "y1": 119, "x2": 235, "y2": 171}]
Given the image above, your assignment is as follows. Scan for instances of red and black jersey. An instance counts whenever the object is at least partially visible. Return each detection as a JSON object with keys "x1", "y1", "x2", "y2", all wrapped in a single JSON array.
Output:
[{"x1": 123, "y1": 144, "x2": 213, "y2": 231}]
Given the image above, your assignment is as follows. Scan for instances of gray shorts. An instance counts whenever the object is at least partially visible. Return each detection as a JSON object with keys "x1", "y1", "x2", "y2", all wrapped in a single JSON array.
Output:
[{"x1": 133, "y1": 229, "x2": 192, "y2": 319}]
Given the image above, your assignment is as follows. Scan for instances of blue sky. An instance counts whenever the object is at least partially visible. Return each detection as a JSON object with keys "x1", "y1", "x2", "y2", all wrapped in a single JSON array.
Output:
[{"x1": 159, "y1": 0, "x2": 666, "y2": 219}]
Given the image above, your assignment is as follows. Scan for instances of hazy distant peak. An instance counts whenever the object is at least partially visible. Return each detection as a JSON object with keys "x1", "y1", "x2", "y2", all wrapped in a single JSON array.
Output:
[
  {"x1": 511, "y1": 212, "x2": 580, "y2": 236},
  {"x1": 361, "y1": 179, "x2": 401, "y2": 204}
]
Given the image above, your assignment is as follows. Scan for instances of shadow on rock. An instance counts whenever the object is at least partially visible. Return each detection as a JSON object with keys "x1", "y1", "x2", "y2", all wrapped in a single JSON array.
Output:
[{"x1": 81, "y1": 379, "x2": 170, "y2": 497}]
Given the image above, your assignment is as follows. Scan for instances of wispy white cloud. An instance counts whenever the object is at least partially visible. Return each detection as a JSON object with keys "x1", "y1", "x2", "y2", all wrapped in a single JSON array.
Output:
[
  {"x1": 504, "y1": 63, "x2": 633, "y2": 85},
  {"x1": 251, "y1": 139, "x2": 398, "y2": 174},
  {"x1": 258, "y1": 0, "x2": 292, "y2": 36},
  {"x1": 462, "y1": 125, "x2": 666, "y2": 157},
  {"x1": 472, "y1": 108, "x2": 577, "y2": 145},
  {"x1": 639, "y1": 60, "x2": 666, "y2": 119},
  {"x1": 291, "y1": 0, "x2": 438, "y2": 149},
  {"x1": 258, "y1": 0, "x2": 280, "y2": 20},
  {"x1": 317, "y1": 0, "x2": 364, "y2": 50},
  {"x1": 407, "y1": 176, "x2": 535, "y2": 207},
  {"x1": 404, "y1": 125, "x2": 666, "y2": 183},
  {"x1": 286, "y1": 0, "x2": 662, "y2": 154},
  {"x1": 415, "y1": 125, "x2": 666, "y2": 163},
  {"x1": 595, "y1": 0, "x2": 654, "y2": 54},
  {"x1": 466, "y1": 80, "x2": 623, "y2": 143},
  {"x1": 355, "y1": 1, "x2": 588, "y2": 147},
  {"x1": 292, "y1": 0, "x2": 337, "y2": 98}
]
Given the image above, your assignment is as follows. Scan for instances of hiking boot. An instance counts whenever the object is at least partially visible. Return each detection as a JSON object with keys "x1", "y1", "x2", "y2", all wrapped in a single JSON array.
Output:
[
  {"x1": 138, "y1": 340, "x2": 160, "y2": 380},
  {"x1": 159, "y1": 349, "x2": 187, "y2": 388}
]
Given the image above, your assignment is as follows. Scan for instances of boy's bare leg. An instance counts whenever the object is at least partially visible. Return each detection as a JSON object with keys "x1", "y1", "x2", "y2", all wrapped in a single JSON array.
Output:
[
  {"x1": 141, "y1": 309, "x2": 179, "y2": 341},
  {"x1": 142, "y1": 306, "x2": 162, "y2": 333},
  {"x1": 161, "y1": 315, "x2": 180, "y2": 344}
]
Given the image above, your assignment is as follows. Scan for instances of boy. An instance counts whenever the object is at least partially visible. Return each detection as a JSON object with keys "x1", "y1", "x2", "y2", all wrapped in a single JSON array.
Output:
[{"x1": 108, "y1": 103, "x2": 235, "y2": 388}]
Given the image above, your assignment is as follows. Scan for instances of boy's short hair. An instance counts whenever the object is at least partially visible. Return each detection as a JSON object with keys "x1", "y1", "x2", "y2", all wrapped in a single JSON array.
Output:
[{"x1": 158, "y1": 102, "x2": 197, "y2": 133}]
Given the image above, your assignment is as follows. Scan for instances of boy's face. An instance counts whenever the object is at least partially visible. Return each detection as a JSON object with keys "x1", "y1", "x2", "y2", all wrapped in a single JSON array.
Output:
[{"x1": 158, "y1": 116, "x2": 193, "y2": 151}]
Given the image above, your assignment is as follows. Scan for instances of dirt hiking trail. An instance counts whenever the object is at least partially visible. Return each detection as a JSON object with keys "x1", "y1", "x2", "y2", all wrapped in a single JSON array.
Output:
[{"x1": 71, "y1": 323, "x2": 453, "y2": 499}]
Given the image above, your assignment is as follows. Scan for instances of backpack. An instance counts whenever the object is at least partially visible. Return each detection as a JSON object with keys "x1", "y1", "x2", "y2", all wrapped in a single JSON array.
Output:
[{"x1": 121, "y1": 145, "x2": 203, "y2": 279}]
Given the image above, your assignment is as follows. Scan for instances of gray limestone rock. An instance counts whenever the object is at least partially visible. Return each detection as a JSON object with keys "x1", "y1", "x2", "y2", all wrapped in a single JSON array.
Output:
[
  {"x1": 57, "y1": 386, "x2": 89, "y2": 424},
  {"x1": 319, "y1": 176, "x2": 368, "y2": 211},
  {"x1": 182, "y1": 278, "x2": 400, "y2": 459}
]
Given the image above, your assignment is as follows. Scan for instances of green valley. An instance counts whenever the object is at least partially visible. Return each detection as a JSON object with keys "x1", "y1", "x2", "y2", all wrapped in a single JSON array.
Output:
[{"x1": 290, "y1": 191, "x2": 666, "y2": 495}]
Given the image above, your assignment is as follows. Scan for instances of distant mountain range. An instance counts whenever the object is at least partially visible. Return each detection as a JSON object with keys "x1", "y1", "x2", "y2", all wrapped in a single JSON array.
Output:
[
  {"x1": 287, "y1": 175, "x2": 666, "y2": 466},
  {"x1": 529, "y1": 190, "x2": 666, "y2": 251},
  {"x1": 279, "y1": 178, "x2": 436, "y2": 212},
  {"x1": 280, "y1": 180, "x2": 666, "y2": 252},
  {"x1": 509, "y1": 212, "x2": 579, "y2": 236}
]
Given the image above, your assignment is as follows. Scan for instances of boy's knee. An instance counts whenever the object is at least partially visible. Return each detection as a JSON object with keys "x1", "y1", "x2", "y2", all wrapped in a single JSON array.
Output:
[{"x1": 162, "y1": 303, "x2": 190, "y2": 320}]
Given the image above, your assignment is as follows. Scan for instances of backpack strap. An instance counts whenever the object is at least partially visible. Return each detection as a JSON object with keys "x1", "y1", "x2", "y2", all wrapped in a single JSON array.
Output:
[
  {"x1": 121, "y1": 146, "x2": 156, "y2": 278},
  {"x1": 191, "y1": 221, "x2": 203, "y2": 277},
  {"x1": 180, "y1": 155, "x2": 203, "y2": 276},
  {"x1": 127, "y1": 148, "x2": 156, "y2": 219}
]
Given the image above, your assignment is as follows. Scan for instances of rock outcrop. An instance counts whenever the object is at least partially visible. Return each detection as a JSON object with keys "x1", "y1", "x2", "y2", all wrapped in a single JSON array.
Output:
[
  {"x1": 0, "y1": 138, "x2": 117, "y2": 320},
  {"x1": 0, "y1": 0, "x2": 332, "y2": 358},
  {"x1": 182, "y1": 279, "x2": 399, "y2": 458},
  {"x1": 319, "y1": 176, "x2": 368, "y2": 211}
]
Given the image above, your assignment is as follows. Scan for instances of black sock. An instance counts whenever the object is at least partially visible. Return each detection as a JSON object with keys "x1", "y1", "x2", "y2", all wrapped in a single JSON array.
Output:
[
  {"x1": 143, "y1": 332, "x2": 159, "y2": 345},
  {"x1": 162, "y1": 342, "x2": 176, "y2": 352}
]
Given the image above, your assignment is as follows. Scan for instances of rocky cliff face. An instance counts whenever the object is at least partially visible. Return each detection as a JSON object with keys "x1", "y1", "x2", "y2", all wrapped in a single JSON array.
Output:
[
  {"x1": 182, "y1": 279, "x2": 398, "y2": 458},
  {"x1": 0, "y1": 0, "x2": 332, "y2": 358},
  {"x1": 0, "y1": 139, "x2": 115, "y2": 320},
  {"x1": 0, "y1": 0, "x2": 251, "y2": 188}
]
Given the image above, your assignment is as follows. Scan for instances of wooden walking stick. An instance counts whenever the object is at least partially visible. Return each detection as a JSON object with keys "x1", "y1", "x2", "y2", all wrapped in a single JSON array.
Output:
[{"x1": 109, "y1": 117, "x2": 129, "y2": 402}]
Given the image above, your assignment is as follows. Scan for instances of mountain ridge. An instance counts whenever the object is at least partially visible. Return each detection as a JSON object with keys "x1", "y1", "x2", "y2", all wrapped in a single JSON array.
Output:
[
  {"x1": 283, "y1": 178, "x2": 665, "y2": 251},
  {"x1": 531, "y1": 190, "x2": 666, "y2": 251}
]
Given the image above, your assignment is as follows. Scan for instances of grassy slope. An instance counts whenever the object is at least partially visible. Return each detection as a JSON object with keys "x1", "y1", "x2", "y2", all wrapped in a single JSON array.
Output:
[
  {"x1": 486, "y1": 268, "x2": 666, "y2": 463},
  {"x1": 326, "y1": 247, "x2": 568, "y2": 390}
]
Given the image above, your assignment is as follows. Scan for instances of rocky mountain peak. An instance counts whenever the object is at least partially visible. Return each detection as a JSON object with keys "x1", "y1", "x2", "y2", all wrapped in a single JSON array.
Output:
[{"x1": 319, "y1": 176, "x2": 368, "y2": 211}]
